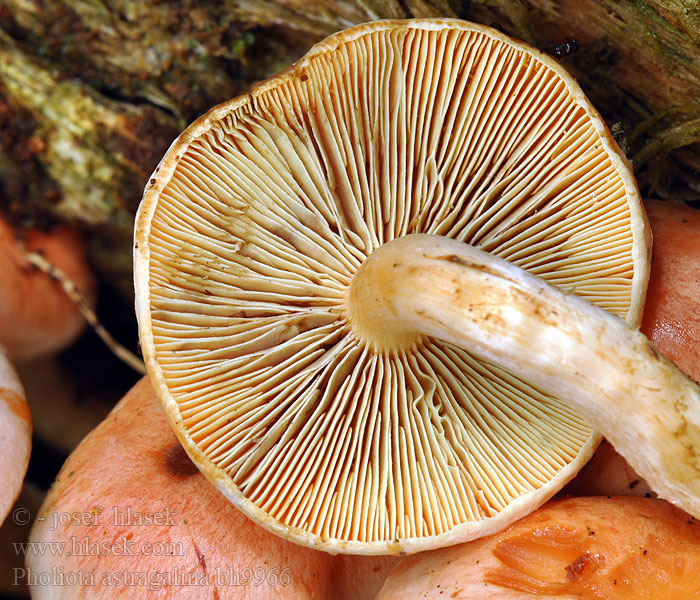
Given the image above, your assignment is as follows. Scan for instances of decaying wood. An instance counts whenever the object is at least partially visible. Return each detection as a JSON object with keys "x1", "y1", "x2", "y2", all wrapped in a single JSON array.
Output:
[{"x1": 1, "y1": 0, "x2": 699, "y2": 297}]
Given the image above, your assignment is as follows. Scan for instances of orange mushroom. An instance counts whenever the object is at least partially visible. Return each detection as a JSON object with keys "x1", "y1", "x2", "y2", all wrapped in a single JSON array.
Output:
[
  {"x1": 641, "y1": 199, "x2": 700, "y2": 383},
  {"x1": 26, "y1": 377, "x2": 398, "y2": 598},
  {"x1": 0, "y1": 216, "x2": 96, "y2": 362},
  {"x1": 376, "y1": 496, "x2": 700, "y2": 599}
]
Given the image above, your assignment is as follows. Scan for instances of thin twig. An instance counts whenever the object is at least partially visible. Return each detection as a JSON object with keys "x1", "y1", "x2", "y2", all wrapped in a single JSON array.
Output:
[{"x1": 22, "y1": 249, "x2": 147, "y2": 375}]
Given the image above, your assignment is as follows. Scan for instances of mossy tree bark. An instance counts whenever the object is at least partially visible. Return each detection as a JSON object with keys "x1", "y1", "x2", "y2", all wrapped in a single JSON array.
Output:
[{"x1": 1, "y1": 0, "x2": 699, "y2": 297}]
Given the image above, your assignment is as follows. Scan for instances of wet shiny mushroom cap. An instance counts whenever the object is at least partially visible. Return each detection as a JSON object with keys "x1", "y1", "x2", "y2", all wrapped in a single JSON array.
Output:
[{"x1": 135, "y1": 19, "x2": 649, "y2": 554}]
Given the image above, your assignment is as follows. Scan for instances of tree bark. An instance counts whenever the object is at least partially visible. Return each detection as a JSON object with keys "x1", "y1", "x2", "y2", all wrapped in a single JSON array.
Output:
[{"x1": 1, "y1": 0, "x2": 699, "y2": 297}]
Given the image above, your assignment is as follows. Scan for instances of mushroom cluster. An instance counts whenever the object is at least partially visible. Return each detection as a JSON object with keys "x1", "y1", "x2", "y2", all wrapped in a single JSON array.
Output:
[
  {"x1": 131, "y1": 17, "x2": 700, "y2": 557},
  {"x1": 0, "y1": 215, "x2": 98, "y2": 529},
  {"x1": 0, "y1": 214, "x2": 101, "y2": 596},
  {"x1": 13, "y1": 14, "x2": 700, "y2": 600}
]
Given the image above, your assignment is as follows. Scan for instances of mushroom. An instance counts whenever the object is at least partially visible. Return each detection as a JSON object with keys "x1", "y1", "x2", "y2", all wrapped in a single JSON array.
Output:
[
  {"x1": 375, "y1": 496, "x2": 700, "y2": 599},
  {"x1": 26, "y1": 377, "x2": 398, "y2": 599},
  {"x1": 641, "y1": 199, "x2": 700, "y2": 383},
  {"x1": 0, "y1": 216, "x2": 96, "y2": 362},
  {"x1": 132, "y1": 18, "x2": 693, "y2": 555},
  {"x1": 0, "y1": 345, "x2": 31, "y2": 525}
]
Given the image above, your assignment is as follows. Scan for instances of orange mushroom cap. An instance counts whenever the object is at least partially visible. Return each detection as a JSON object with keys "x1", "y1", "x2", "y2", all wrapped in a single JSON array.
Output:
[
  {"x1": 0, "y1": 216, "x2": 96, "y2": 362},
  {"x1": 376, "y1": 496, "x2": 700, "y2": 599},
  {"x1": 641, "y1": 200, "x2": 700, "y2": 383}
]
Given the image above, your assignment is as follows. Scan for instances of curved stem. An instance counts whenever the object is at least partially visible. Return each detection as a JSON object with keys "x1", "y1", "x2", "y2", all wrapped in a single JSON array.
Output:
[{"x1": 348, "y1": 234, "x2": 700, "y2": 517}]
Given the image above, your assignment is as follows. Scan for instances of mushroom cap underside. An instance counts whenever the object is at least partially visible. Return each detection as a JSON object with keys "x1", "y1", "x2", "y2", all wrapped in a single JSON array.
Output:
[{"x1": 134, "y1": 18, "x2": 650, "y2": 554}]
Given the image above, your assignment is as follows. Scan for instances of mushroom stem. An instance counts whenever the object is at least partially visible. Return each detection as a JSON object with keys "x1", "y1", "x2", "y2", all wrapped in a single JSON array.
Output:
[{"x1": 347, "y1": 234, "x2": 700, "y2": 517}]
